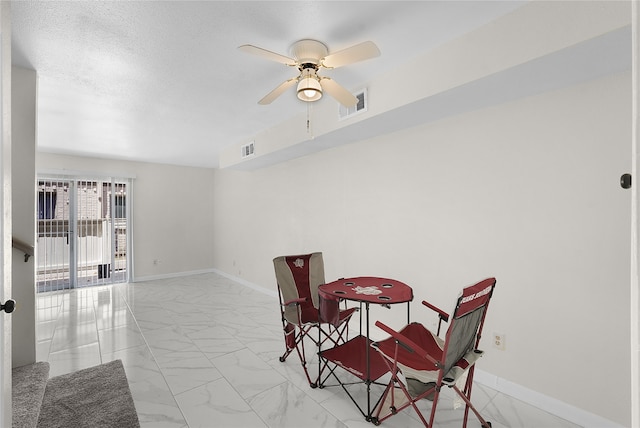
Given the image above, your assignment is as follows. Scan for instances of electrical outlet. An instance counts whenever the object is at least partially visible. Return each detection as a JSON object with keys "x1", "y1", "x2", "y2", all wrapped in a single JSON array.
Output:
[{"x1": 492, "y1": 332, "x2": 506, "y2": 350}]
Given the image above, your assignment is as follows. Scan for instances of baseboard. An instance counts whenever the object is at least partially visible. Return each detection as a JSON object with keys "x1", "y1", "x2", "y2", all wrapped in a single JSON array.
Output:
[
  {"x1": 211, "y1": 268, "x2": 278, "y2": 298},
  {"x1": 474, "y1": 370, "x2": 623, "y2": 428},
  {"x1": 133, "y1": 268, "x2": 219, "y2": 283}
]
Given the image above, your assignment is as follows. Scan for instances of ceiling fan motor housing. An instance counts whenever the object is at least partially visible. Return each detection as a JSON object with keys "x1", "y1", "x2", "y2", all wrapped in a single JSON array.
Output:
[{"x1": 290, "y1": 39, "x2": 328, "y2": 65}]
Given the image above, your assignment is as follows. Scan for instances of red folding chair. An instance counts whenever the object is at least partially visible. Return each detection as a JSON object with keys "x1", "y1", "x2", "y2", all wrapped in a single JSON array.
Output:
[
  {"x1": 371, "y1": 277, "x2": 496, "y2": 427},
  {"x1": 273, "y1": 252, "x2": 356, "y2": 387}
]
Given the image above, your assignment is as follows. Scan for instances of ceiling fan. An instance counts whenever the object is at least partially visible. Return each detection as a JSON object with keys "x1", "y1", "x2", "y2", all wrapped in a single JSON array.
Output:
[{"x1": 238, "y1": 39, "x2": 380, "y2": 108}]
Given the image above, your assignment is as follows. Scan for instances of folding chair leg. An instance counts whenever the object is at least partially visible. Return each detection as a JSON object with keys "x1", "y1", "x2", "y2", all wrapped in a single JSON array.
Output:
[
  {"x1": 279, "y1": 323, "x2": 318, "y2": 387},
  {"x1": 372, "y1": 372, "x2": 435, "y2": 427},
  {"x1": 426, "y1": 387, "x2": 442, "y2": 428},
  {"x1": 279, "y1": 322, "x2": 297, "y2": 362},
  {"x1": 451, "y1": 384, "x2": 491, "y2": 428}
]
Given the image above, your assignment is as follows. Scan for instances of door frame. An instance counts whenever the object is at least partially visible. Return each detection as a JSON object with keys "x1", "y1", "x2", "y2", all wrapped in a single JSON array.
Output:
[
  {"x1": 0, "y1": 1, "x2": 12, "y2": 424},
  {"x1": 631, "y1": 2, "x2": 640, "y2": 426}
]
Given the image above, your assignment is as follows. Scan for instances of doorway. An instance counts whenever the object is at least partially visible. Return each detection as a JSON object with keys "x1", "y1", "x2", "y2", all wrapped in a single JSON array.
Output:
[{"x1": 36, "y1": 176, "x2": 131, "y2": 292}]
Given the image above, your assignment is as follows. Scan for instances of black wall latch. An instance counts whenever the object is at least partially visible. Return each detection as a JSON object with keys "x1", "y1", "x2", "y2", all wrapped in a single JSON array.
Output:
[
  {"x1": 621, "y1": 173, "x2": 632, "y2": 189},
  {"x1": 1, "y1": 299, "x2": 15, "y2": 314}
]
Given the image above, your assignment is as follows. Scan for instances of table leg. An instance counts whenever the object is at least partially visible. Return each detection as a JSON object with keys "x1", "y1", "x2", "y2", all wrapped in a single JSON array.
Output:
[
  {"x1": 359, "y1": 301, "x2": 363, "y2": 336},
  {"x1": 365, "y1": 301, "x2": 371, "y2": 421}
]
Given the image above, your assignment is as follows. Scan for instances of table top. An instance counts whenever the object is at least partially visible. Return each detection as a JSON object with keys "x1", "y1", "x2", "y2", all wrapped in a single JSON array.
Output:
[{"x1": 319, "y1": 276, "x2": 413, "y2": 304}]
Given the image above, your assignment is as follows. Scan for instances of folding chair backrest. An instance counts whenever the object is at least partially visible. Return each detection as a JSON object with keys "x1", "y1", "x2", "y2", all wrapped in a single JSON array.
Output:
[
  {"x1": 273, "y1": 252, "x2": 325, "y2": 324},
  {"x1": 442, "y1": 278, "x2": 496, "y2": 376}
]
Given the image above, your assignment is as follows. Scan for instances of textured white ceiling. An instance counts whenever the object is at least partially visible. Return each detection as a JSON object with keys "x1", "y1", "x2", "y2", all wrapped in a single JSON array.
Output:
[{"x1": 11, "y1": 1, "x2": 528, "y2": 168}]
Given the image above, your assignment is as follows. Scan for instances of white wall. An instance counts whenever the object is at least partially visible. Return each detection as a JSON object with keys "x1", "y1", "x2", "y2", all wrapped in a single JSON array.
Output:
[
  {"x1": 35, "y1": 154, "x2": 216, "y2": 280},
  {"x1": 11, "y1": 66, "x2": 36, "y2": 367},
  {"x1": 212, "y1": 72, "x2": 631, "y2": 425}
]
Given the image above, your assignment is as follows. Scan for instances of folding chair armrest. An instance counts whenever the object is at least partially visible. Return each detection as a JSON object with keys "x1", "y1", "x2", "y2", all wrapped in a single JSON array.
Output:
[
  {"x1": 375, "y1": 321, "x2": 440, "y2": 365},
  {"x1": 421, "y1": 300, "x2": 449, "y2": 322},
  {"x1": 282, "y1": 297, "x2": 306, "y2": 307}
]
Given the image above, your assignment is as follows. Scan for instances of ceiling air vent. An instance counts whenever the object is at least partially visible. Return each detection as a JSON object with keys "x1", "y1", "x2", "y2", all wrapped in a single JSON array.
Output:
[
  {"x1": 339, "y1": 89, "x2": 367, "y2": 120},
  {"x1": 241, "y1": 141, "x2": 255, "y2": 159}
]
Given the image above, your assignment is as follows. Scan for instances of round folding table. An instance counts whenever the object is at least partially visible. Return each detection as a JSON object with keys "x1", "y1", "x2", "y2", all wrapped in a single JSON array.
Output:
[{"x1": 318, "y1": 277, "x2": 413, "y2": 421}]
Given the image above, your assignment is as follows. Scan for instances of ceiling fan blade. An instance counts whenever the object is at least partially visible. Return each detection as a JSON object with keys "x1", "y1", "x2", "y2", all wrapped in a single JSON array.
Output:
[
  {"x1": 322, "y1": 41, "x2": 380, "y2": 69},
  {"x1": 258, "y1": 78, "x2": 298, "y2": 105},
  {"x1": 238, "y1": 44, "x2": 297, "y2": 66},
  {"x1": 319, "y1": 78, "x2": 358, "y2": 107}
]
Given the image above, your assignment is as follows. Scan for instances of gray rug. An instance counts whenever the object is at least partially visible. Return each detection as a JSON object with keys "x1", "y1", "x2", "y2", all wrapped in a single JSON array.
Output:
[
  {"x1": 13, "y1": 361, "x2": 50, "y2": 428},
  {"x1": 37, "y1": 360, "x2": 140, "y2": 428}
]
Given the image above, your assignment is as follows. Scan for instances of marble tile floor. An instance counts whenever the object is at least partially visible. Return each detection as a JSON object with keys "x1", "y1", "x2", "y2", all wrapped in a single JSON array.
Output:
[{"x1": 35, "y1": 272, "x2": 581, "y2": 428}]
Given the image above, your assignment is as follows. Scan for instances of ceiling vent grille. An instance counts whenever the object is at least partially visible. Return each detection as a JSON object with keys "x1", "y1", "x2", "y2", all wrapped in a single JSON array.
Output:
[
  {"x1": 339, "y1": 89, "x2": 367, "y2": 120},
  {"x1": 241, "y1": 141, "x2": 255, "y2": 158}
]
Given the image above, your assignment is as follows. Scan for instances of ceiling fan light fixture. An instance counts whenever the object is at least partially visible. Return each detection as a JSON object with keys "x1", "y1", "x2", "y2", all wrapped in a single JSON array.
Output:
[{"x1": 297, "y1": 76, "x2": 322, "y2": 102}]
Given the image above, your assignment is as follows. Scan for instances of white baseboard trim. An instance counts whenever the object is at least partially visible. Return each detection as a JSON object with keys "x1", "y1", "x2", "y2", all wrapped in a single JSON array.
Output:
[
  {"x1": 211, "y1": 268, "x2": 278, "y2": 298},
  {"x1": 474, "y1": 370, "x2": 623, "y2": 428},
  {"x1": 133, "y1": 268, "x2": 278, "y2": 298},
  {"x1": 133, "y1": 268, "x2": 218, "y2": 283}
]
